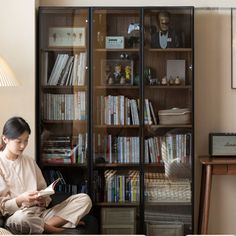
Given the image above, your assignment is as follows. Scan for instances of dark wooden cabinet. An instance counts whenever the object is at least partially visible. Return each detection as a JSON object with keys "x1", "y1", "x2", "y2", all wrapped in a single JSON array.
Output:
[{"x1": 37, "y1": 7, "x2": 194, "y2": 235}]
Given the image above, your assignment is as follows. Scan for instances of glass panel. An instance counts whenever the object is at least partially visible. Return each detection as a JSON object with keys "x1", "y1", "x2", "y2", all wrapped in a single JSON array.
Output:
[
  {"x1": 38, "y1": 8, "x2": 89, "y2": 195},
  {"x1": 92, "y1": 7, "x2": 141, "y2": 234},
  {"x1": 143, "y1": 7, "x2": 193, "y2": 236}
]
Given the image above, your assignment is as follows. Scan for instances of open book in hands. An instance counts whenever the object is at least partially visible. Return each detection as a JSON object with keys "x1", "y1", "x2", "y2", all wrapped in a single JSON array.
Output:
[{"x1": 37, "y1": 178, "x2": 61, "y2": 197}]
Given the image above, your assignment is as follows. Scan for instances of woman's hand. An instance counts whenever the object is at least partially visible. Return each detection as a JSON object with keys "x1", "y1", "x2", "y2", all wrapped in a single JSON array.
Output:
[
  {"x1": 35, "y1": 196, "x2": 47, "y2": 207},
  {"x1": 16, "y1": 191, "x2": 39, "y2": 207}
]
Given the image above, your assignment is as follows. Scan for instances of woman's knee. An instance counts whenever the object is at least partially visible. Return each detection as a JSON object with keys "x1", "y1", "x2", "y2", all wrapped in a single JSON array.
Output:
[
  {"x1": 79, "y1": 193, "x2": 92, "y2": 209},
  {"x1": 69, "y1": 193, "x2": 92, "y2": 210}
]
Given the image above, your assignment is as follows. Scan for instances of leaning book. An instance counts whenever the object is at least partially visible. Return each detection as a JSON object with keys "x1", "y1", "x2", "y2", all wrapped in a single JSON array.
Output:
[{"x1": 37, "y1": 178, "x2": 61, "y2": 197}]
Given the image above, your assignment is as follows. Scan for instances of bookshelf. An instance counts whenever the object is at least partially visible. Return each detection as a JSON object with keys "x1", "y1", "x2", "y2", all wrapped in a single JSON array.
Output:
[
  {"x1": 37, "y1": 7, "x2": 89, "y2": 202},
  {"x1": 37, "y1": 6, "x2": 194, "y2": 236}
]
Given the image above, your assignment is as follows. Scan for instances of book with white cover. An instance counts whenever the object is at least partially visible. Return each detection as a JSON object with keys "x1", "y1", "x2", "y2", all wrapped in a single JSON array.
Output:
[{"x1": 37, "y1": 178, "x2": 61, "y2": 197}]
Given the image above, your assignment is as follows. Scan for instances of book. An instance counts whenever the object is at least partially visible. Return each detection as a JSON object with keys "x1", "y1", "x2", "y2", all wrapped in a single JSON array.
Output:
[{"x1": 37, "y1": 178, "x2": 61, "y2": 197}]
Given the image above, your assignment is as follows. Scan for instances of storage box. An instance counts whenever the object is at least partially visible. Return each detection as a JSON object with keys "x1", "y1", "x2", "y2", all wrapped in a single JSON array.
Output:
[
  {"x1": 147, "y1": 222, "x2": 184, "y2": 236},
  {"x1": 101, "y1": 207, "x2": 136, "y2": 234},
  {"x1": 158, "y1": 108, "x2": 191, "y2": 125}
]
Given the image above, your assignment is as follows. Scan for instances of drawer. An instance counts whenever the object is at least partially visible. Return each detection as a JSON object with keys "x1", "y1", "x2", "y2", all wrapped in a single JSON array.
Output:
[
  {"x1": 101, "y1": 207, "x2": 136, "y2": 225},
  {"x1": 147, "y1": 223, "x2": 183, "y2": 236}
]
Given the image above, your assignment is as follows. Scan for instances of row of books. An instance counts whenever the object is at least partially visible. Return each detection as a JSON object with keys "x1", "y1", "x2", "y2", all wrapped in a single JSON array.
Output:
[
  {"x1": 145, "y1": 133, "x2": 192, "y2": 164},
  {"x1": 93, "y1": 132, "x2": 191, "y2": 164},
  {"x1": 46, "y1": 52, "x2": 87, "y2": 86},
  {"x1": 43, "y1": 169, "x2": 87, "y2": 194},
  {"x1": 42, "y1": 134, "x2": 87, "y2": 164},
  {"x1": 104, "y1": 170, "x2": 140, "y2": 203},
  {"x1": 144, "y1": 98, "x2": 157, "y2": 125},
  {"x1": 94, "y1": 134, "x2": 140, "y2": 164},
  {"x1": 161, "y1": 133, "x2": 192, "y2": 164},
  {"x1": 97, "y1": 95, "x2": 139, "y2": 125},
  {"x1": 43, "y1": 91, "x2": 86, "y2": 120}
]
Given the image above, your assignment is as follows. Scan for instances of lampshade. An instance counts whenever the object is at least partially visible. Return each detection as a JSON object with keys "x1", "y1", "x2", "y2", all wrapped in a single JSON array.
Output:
[{"x1": 0, "y1": 56, "x2": 19, "y2": 86}]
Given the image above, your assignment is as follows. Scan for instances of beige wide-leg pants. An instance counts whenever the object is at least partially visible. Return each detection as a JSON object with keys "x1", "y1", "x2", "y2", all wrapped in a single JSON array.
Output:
[{"x1": 5, "y1": 193, "x2": 92, "y2": 234}]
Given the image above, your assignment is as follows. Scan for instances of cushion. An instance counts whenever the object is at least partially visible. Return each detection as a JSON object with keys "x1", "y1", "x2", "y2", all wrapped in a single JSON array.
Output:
[{"x1": 0, "y1": 214, "x2": 4, "y2": 227}]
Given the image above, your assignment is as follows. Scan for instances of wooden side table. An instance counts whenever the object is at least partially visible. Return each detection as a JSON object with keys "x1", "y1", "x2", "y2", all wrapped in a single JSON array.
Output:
[{"x1": 198, "y1": 156, "x2": 236, "y2": 234}]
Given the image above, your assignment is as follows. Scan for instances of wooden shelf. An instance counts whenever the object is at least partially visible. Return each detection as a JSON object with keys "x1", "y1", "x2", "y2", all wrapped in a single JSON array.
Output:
[
  {"x1": 145, "y1": 85, "x2": 192, "y2": 89},
  {"x1": 43, "y1": 120, "x2": 87, "y2": 124},
  {"x1": 94, "y1": 202, "x2": 139, "y2": 207},
  {"x1": 95, "y1": 163, "x2": 140, "y2": 169},
  {"x1": 94, "y1": 125, "x2": 140, "y2": 129},
  {"x1": 42, "y1": 85, "x2": 87, "y2": 92},
  {"x1": 145, "y1": 201, "x2": 192, "y2": 206},
  {"x1": 94, "y1": 48, "x2": 139, "y2": 52},
  {"x1": 147, "y1": 48, "x2": 192, "y2": 52},
  {"x1": 145, "y1": 124, "x2": 192, "y2": 128},
  {"x1": 95, "y1": 85, "x2": 139, "y2": 89},
  {"x1": 41, "y1": 48, "x2": 87, "y2": 52},
  {"x1": 41, "y1": 163, "x2": 87, "y2": 168}
]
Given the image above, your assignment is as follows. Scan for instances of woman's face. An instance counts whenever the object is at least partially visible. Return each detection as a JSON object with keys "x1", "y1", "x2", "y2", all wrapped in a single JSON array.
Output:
[{"x1": 3, "y1": 131, "x2": 29, "y2": 156}]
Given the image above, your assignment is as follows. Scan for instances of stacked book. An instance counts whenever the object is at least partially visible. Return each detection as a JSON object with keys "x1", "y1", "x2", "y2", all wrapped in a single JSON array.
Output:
[
  {"x1": 97, "y1": 95, "x2": 139, "y2": 125},
  {"x1": 94, "y1": 134, "x2": 140, "y2": 164},
  {"x1": 43, "y1": 91, "x2": 86, "y2": 121},
  {"x1": 42, "y1": 134, "x2": 87, "y2": 164},
  {"x1": 104, "y1": 170, "x2": 140, "y2": 203},
  {"x1": 46, "y1": 52, "x2": 87, "y2": 86}
]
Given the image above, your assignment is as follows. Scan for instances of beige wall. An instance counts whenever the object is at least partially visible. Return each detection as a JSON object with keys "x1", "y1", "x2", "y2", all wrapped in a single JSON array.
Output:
[
  {"x1": 0, "y1": 0, "x2": 35, "y2": 157},
  {"x1": 1, "y1": 0, "x2": 236, "y2": 234},
  {"x1": 195, "y1": 9, "x2": 236, "y2": 234}
]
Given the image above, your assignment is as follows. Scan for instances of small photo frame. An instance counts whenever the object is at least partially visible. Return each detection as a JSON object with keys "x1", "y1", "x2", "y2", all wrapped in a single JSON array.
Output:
[
  {"x1": 48, "y1": 27, "x2": 86, "y2": 47},
  {"x1": 101, "y1": 59, "x2": 134, "y2": 86},
  {"x1": 166, "y1": 59, "x2": 186, "y2": 85}
]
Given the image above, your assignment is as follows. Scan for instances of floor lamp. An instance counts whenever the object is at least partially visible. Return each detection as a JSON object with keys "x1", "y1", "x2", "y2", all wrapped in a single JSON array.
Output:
[{"x1": 0, "y1": 56, "x2": 19, "y2": 86}]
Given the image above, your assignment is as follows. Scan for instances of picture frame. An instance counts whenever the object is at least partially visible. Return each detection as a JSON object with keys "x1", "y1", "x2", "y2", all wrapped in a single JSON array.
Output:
[
  {"x1": 232, "y1": 9, "x2": 236, "y2": 88},
  {"x1": 48, "y1": 27, "x2": 86, "y2": 47},
  {"x1": 101, "y1": 59, "x2": 134, "y2": 86},
  {"x1": 166, "y1": 59, "x2": 186, "y2": 85}
]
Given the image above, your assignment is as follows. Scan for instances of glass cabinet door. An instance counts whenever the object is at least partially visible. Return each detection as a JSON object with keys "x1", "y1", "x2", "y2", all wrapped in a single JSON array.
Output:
[
  {"x1": 143, "y1": 7, "x2": 194, "y2": 236},
  {"x1": 92, "y1": 7, "x2": 141, "y2": 234},
  {"x1": 38, "y1": 8, "x2": 89, "y2": 195},
  {"x1": 38, "y1": 6, "x2": 194, "y2": 236}
]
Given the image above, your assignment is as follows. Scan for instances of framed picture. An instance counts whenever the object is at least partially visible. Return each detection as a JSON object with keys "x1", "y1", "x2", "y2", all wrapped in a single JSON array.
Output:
[
  {"x1": 232, "y1": 9, "x2": 236, "y2": 88},
  {"x1": 166, "y1": 59, "x2": 186, "y2": 85},
  {"x1": 48, "y1": 27, "x2": 86, "y2": 47},
  {"x1": 101, "y1": 59, "x2": 134, "y2": 86}
]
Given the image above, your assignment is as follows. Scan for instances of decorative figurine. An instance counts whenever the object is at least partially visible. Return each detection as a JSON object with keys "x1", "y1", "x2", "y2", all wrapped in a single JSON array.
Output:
[
  {"x1": 108, "y1": 64, "x2": 125, "y2": 85},
  {"x1": 161, "y1": 76, "x2": 167, "y2": 85},
  {"x1": 174, "y1": 76, "x2": 181, "y2": 85},
  {"x1": 151, "y1": 11, "x2": 182, "y2": 48},
  {"x1": 125, "y1": 65, "x2": 131, "y2": 83},
  {"x1": 120, "y1": 53, "x2": 129, "y2": 60},
  {"x1": 128, "y1": 23, "x2": 140, "y2": 34},
  {"x1": 108, "y1": 77, "x2": 114, "y2": 85}
]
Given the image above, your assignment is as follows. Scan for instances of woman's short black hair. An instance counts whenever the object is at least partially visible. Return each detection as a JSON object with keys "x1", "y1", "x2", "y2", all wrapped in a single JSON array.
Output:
[{"x1": 2, "y1": 116, "x2": 31, "y2": 139}]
